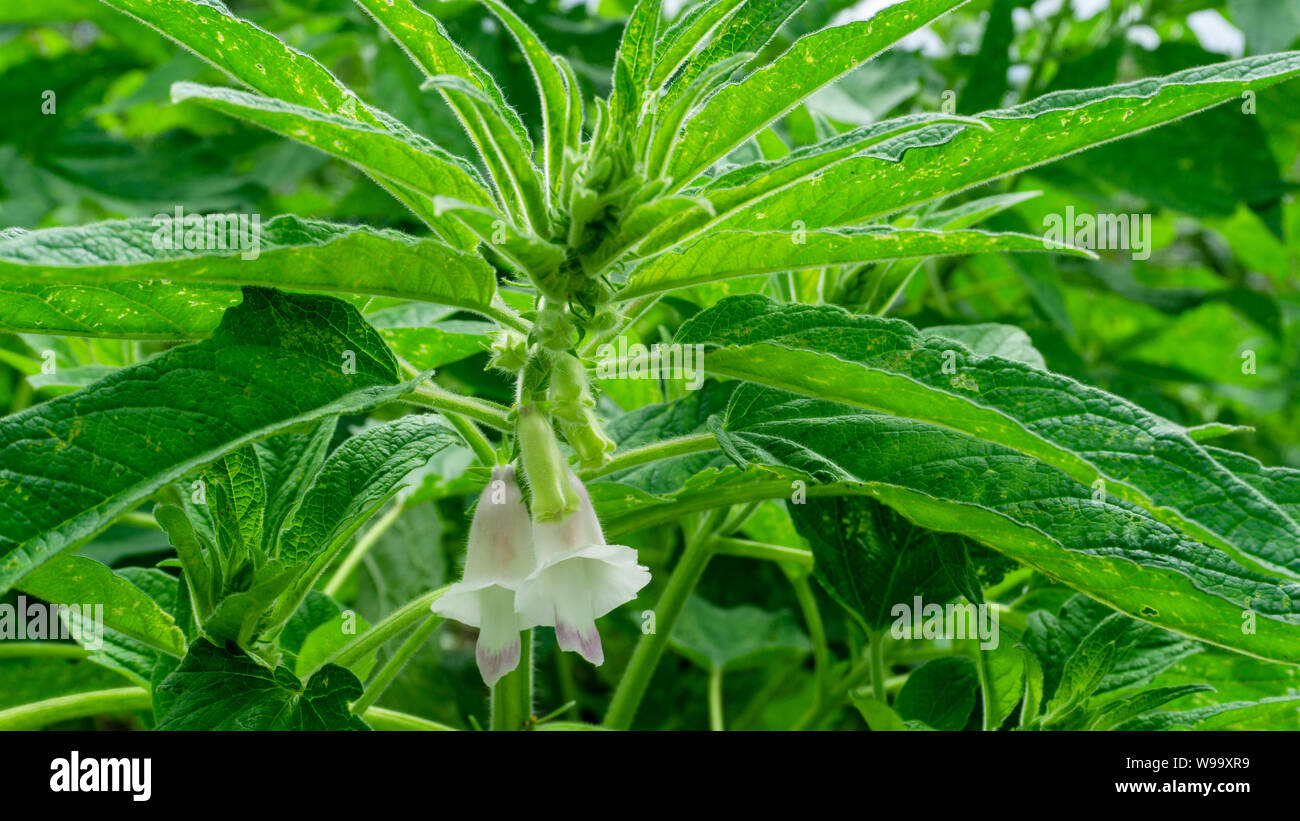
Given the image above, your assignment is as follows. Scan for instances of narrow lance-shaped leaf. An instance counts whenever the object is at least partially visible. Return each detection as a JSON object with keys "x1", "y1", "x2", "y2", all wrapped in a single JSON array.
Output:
[
  {"x1": 618, "y1": 227, "x2": 1093, "y2": 301},
  {"x1": 481, "y1": 0, "x2": 570, "y2": 197},
  {"x1": 667, "y1": 0, "x2": 967, "y2": 186},
  {"x1": 649, "y1": 0, "x2": 747, "y2": 91},
  {"x1": 170, "y1": 81, "x2": 495, "y2": 237},
  {"x1": 0, "y1": 215, "x2": 501, "y2": 322},
  {"x1": 659, "y1": 0, "x2": 804, "y2": 111},
  {"x1": 0, "y1": 287, "x2": 418, "y2": 594},
  {"x1": 353, "y1": 0, "x2": 549, "y2": 233},
  {"x1": 100, "y1": 0, "x2": 470, "y2": 241},
  {"x1": 709, "y1": 383, "x2": 1300, "y2": 664},
  {"x1": 679, "y1": 296, "x2": 1300, "y2": 580},
  {"x1": 707, "y1": 52, "x2": 1300, "y2": 232},
  {"x1": 627, "y1": 111, "x2": 990, "y2": 265},
  {"x1": 610, "y1": 0, "x2": 662, "y2": 129}
]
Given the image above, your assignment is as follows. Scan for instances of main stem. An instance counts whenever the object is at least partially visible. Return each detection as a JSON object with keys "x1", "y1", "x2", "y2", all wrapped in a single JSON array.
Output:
[{"x1": 603, "y1": 521, "x2": 717, "y2": 730}]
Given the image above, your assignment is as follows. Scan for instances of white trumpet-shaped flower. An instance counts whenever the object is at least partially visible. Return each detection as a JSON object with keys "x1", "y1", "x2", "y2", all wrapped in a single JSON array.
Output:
[
  {"x1": 515, "y1": 470, "x2": 651, "y2": 666},
  {"x1": 432, "y1": 465, "x2": 535, "y2": 687}
]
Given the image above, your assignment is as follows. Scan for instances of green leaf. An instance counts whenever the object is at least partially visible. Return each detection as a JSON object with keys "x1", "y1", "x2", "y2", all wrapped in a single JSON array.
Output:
[
  {"x1": 668, "y1": 595, "x2": 810, "y2": 671},
  {"x1": 667, "y1": 0, "x2": 965, "y2": 185},
  {"x1": 619, "y1": 227, "x2": 1090, "y2": 301},
  {"x1": 170, "y1": 81, "x2": 493, "y2": 237},
  {"x1": 921, "y1": 323, "x2": 1047, "y2": 369},
  {"x1": 678, "y1": 296, "x2": 1300, "y2": 581},
  {"x1": 1115, "y1": 695, "x2": 1300, "y2": 731},
  {"x1": 355, "y1": 0, "x2": 547, "y2": 232},
  {"x1": 1087, "y1": 684, "x2": 1214, "y2": 731},
  {"x1": 272, "y1": 417, "x2": 455, "y2": 629},
  {"x1": 788, "y1": 495, "x2": 985, "y2": 632},
  {"x1": 660, "y1": 0, "x2": 803, "y2": 111},
  {"x1": 18, "y1": 558, "x2": 186, "y2": 659},
  {"x1": 851, "y1": 696, "x2": 911, "y2": 731},
  {"x1": 153, "y1": 639, "x2": 367, "y2": 730},
  {"x1": 368, "y1": 304, "x2": 493, "y2": 372},
  {"x1": 481, "y1": 0, "x2": 569, "y2": 195},
  {"x1": 255, "y1": 421, "x2": 336, "y2": 558},
  {"x1": 0, "y1": 215, "x2": 501, "y2": 324},
  {"x1": 705, "y1": 382, "x2": 1300, "y2": 664},
  {"x1": 894, "y1": 656, "x2": 979, "y2": 731},
  {"x1": 0, "y1": 278, "x2": 237, "y2": 339},
  {"x1": 706, "y1": 53, "x2": 1300, "y2": 232},
  {"x1": 649, "y1": 0, "x2": 747, "y2": 91},
  {"x1": 609, "y1": 0, "x2": 662, "y2": 127},
  {"x1": 0, "y1": 287, "x2": 417, "y2": 595}
]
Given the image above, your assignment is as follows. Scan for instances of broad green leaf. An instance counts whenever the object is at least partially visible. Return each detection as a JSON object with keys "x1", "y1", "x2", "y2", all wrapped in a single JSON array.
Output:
[
  {"x1": 706, "y1": 383, "x2": 1300, "y2": 664},
  {"x1": 668, "y1": 595, "x2": 810, "y2": 671},
  {"x1": 788, "y1": 495, "x2": 991, "y2": 632},
  {"x1": 153, "y1": 639, "x2": 367, "y2": 730},
  {"x1": 255, "y1": 421, "x2": 337, "y2": 558},
  {"x1": 0, "y1": 215, "x2": 500, "y2": 321},
  {"x1": 1042, "y1": 612, "x2": 1134, "y2": 722},
  {"x1": 619, "y1": 228, "x2": 1090, "y2": 301},
  {"x1": 667, "y1": 0, "x2": 965, "y2": 185},
  {"x1": 18, "y1": 557, "x2": 185, "y2": 657},
  {"x1": 367, "y1": 304, "x2": 492, "y2": 372},
  {"x1": 0, "y1": 287, "x2": 417, "y2": 594},
  {"x1": 894, "y1": 656, "x2": 978, "y2": 731},
  {"x1": 852, "y1": 696, "x2": 911, "y2": 731},
  {"x1": 272, "y1": 417, "x2": 456, "y2": 629},
  {"x1": 278, "y1": 416, "x2": 455, "y2": 571},
  {"x1": 1205, "y1": 446, "x2": 1300, "y2": 525},
  {"x1": 678, "y1": 296, "x2": 1300, "y2": 581},
  {"x1": 202, "y1": 446, "x2": 266, "y2": 568},
  {"x1": 705, "y1": 53, "x2": 1300, "y2": 232},
  {"x1": 0, "y1": 278, "x2": 237, "y2": 339},
  {"x1": 295, "y1": 611, "x2": 376, "y2": 680}
]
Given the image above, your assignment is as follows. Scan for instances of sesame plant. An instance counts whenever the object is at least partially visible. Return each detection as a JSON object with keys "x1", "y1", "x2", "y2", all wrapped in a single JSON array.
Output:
[{"x1": 1, "y1": 0, "x2": 1300, "y2": 731}]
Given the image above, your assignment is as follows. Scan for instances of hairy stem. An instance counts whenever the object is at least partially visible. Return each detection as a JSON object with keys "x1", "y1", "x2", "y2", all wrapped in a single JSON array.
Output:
[
  {"x1": 0, "y1": 687, "x2": 151, "y2": 730},
  {"x1": 579, "y1": 432, "x2": 718, "y2": 481},
  {"x1": 603, "y1": 513, "x2": 722, "y2": 729},
  {"x1": 708, "y1": 668, "x2": 725, "y2": 731},
  {"x1": 490, "y1": 629, "x2": 533, "y2": 730},
  {"x1": 352, "y1": 613, "x2": 443, "y2": 715},
  {"x1": 323, "y1": 503, "x2": 405, "y2": 598},
  {"x1": 404, "y1": 385, "x2": 512, "y2": 431}
]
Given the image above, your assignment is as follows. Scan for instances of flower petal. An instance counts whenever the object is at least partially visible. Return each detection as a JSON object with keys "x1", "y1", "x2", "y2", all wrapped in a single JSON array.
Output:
[{"x1": 474, "y1": 585, "x2": 522, "y2": 687}]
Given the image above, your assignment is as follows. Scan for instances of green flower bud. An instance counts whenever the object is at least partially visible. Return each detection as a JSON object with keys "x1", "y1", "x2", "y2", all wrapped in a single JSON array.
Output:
[
  {"x1": 560, "y1": 409, "x2": 616, "y2": 470},
  {"x1": 488, "y1": 330, "x2": 529, "y2": 372},
  {"x1": 517, "y1": 404, "x2": 580, "y2": 522}
]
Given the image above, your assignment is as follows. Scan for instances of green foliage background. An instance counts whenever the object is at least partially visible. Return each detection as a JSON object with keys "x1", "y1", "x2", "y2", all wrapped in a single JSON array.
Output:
[{"x1": 1, "y1": 0, "x2": 1298, "y2": 731}]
